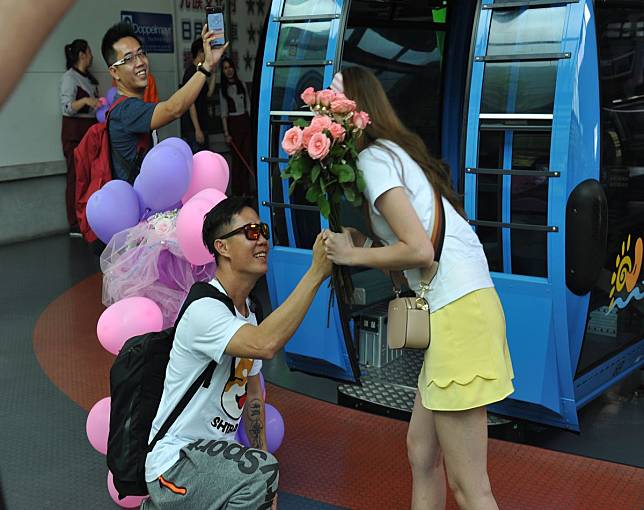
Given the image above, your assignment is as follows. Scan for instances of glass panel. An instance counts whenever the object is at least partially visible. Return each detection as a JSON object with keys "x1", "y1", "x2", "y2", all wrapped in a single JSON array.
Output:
[
  {"x1": 476, "y1": 131, "x2": 504, "y2": 269},
  {"x1": 271, "y1": 66, "x2": 324, "y2": 111},
  {"x1": 487, "y1": 8, "x2": 565, "y2": 56},
  {"x1": 478, "y1": 227, "x2": 503, "y2": 273},
  {"x1": 481, "y1": 61, "x2": 557, "y2": 114},
  {"x1": 282, "y1": 0, "x2": 337, "y2": 17},
  {"x1": 342, "y1": 0, "x2": 446, "y2": 155},
  {"x1": 510, "y1": 132, "x2": 550, "y2": 277},
  {"x1": 276, "y1": 22, "x2": 331, "y2": 61},
  {"x1": 577, "y1": 5, "x2": 644, "y2": 374},
  {"x1": 269, "y1": 117, "x2": 320, "y2": 249}
]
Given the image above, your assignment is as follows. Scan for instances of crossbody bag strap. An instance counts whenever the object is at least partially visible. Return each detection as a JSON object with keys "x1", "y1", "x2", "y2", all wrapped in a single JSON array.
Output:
[{"x1": 391, "y1": 187, "x2": 446, "y2": 295}]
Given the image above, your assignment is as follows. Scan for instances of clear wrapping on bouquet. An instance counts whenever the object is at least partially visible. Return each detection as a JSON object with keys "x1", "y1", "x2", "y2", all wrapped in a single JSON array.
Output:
[{"x1": 100, "y1": 209, "x2": 215, "y2": 328}]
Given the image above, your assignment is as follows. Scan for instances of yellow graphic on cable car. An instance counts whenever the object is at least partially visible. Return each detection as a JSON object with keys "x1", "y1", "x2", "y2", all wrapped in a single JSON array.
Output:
[{"x1": 608, "y1": 235, "x2": 643, "y2": 311}]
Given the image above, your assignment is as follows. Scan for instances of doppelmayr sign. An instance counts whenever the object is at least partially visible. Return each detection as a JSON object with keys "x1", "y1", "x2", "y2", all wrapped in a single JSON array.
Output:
[{"x1": 121, "y1": 11, "x2": 174, "y2": 53}]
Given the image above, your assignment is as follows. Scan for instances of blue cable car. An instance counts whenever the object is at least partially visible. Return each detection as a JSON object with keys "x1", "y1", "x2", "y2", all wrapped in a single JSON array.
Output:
[{"x1": 255, "y1": 0, "x2": 644, "y2": 430}]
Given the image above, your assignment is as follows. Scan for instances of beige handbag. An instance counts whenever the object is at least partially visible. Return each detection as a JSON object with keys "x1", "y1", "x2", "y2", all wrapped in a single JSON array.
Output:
[{"x1": 386, "y1": 188, "x2": 445, "y2": 350}]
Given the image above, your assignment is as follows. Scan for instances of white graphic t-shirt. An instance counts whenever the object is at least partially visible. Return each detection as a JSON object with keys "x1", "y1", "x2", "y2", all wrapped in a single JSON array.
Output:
[{"x1": 145, "y1": 279, "x2": 262, "y2": 482}]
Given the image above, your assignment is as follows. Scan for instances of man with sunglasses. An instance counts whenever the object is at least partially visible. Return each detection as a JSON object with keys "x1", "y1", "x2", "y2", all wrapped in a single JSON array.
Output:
[
  {"x1": 100, "y1": 22, "x2": 227, "y2": 182},
  {"x1": 144, "y1": 197, "x2": 332, "y2": 509}
]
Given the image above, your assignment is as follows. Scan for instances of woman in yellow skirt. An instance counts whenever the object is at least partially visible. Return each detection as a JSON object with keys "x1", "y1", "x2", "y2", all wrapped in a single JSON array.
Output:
[{"x1": 323, "y1": 67, "x2": 514, "y2": 510}]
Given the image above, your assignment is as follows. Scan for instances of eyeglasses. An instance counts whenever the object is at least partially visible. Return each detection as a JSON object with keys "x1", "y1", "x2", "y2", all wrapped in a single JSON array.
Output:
[
  {"x1": 219, "y1": 223, "x2": 270, "y2": 241},
  {"x1": 111, "y1": 49, "x2": 147, "y2": 68}
]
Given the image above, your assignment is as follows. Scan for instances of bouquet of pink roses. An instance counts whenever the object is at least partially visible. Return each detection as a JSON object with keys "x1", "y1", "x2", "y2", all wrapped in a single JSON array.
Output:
[{"x1": 280, "y1": 86, "x2": 370, "y2": 227}]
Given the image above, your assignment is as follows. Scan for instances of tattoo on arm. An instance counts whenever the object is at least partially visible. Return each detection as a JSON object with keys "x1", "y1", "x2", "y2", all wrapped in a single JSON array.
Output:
[{"x1": 246, "y1": 399, "x2": 265, "y2": 449}]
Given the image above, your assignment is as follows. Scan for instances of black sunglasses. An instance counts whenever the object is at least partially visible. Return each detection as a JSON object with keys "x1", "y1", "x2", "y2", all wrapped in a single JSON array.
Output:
[{"x1": 219, "y1": 222, "x2": 270, "y2": 241}]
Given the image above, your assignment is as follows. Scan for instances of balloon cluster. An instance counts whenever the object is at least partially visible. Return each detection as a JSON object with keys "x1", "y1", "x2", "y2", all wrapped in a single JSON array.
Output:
[
  {"x1": 85, "y1": 139, "x2": 233, "y2": 507},
  {"x1": 95, "y1": 86, "x2": 118, "y2": 123},
  {"x1": 86, "y1": 139, "x2": 229, "y2": 257}
]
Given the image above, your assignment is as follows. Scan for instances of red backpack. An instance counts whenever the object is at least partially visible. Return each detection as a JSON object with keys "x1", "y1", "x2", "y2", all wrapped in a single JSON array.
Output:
[{"x1": 74, "y1": 96, "x2": 151, "y2": 242}]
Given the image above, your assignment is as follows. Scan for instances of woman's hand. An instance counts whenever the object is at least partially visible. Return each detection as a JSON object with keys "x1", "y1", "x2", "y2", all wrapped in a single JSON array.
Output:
[
  {"x1": 224, "y1": 133, "x2": 232, "y2": 144},
  {"x1": 195, "y1": 128, "x2": 205, "y2": 145},
  {"x1": 322, "y1": 228, "x2": 356, "y2": 266},
  {"x1": 343, "y1": 226, "x2": 369, "y2": 248}
]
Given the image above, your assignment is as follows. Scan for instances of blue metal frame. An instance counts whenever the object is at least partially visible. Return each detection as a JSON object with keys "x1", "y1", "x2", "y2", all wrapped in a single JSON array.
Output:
[{"x1": 258, "y1": 0, "x2": 356, "y2": 382}]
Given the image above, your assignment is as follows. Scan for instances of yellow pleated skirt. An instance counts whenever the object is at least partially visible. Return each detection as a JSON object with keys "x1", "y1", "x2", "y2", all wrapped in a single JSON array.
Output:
[{"x1": 417, "y1": 287, "x2": 515, "y2": 411}]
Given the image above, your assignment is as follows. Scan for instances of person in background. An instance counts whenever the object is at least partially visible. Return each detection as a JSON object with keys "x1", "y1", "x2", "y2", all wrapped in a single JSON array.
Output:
[
  {"x1": 101, "y1": 22, "x2": 227, "y2": 183},
  {"x1": 219, "y1": 56, "x2": 255, "y2": 197},
  {"x1": 181, "y1": 38, "x2": 216, "y2": 153},
  {"x1": 60, "y1": 39, "x2": 99, "y2": 236}
]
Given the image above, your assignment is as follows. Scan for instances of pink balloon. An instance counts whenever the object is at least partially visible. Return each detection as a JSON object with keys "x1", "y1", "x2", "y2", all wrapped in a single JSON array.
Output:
[
  {"x1": 86, "y1": 397, "x2": 110, "y2": 455},
  {"x1": 176, "y1": 189, "x2": 227, "y2": 265},
  {"x1": 97, "y1": 297, "x2": 163, "y2": 355},
  {"x1": 182, "y1": 151, "x2": 229, "y2": 203},
  {"x1": 107, "y1": 471, "x2": 148, "y2": 508}
]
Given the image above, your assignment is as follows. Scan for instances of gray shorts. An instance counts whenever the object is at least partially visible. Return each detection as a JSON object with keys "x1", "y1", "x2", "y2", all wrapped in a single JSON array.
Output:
[{"x1": 142, "y1": 439, "x2": 279, "y2": 510}]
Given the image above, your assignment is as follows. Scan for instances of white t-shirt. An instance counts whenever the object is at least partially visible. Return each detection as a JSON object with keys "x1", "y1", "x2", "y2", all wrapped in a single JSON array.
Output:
[
  {"x1": 359, "y1": 139, "x2": 494, "y2": 312},
  {"x1": 145, "y1": 279, "x2": 262, "y2": 482}
]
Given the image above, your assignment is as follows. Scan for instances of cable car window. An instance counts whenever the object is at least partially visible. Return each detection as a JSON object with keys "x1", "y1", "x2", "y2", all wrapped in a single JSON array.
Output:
[
  {"x1": 282, "y1": 0, "x2": 337, "y2": 17},
  {"x1": 578, "y1": 5, "x2": 644, "y2": 374},
  {"x1": 276, "y1": 22, "x2": 331, "y2": 61},
  {"x1": 476, "y1": 131, "x2": 505, "y2": 272},
  {"x1": 487, "y1": 8, "x2": 565, "y2": 56},
  {"x1": 269, "y1": 116, "x2": 321, "y2": 249},
  {"x1": 341, "y1": 0, "x2": 447, "y2": 156},
  {"x1": 271, "y1": 67, "x2": 324, "y2": 111},
  {"x1": 510, "y1": 132, "x2": 550, "y2": 277},
  {"x1": 481, "y1": 61, "x2": 558, "y2": 114}
]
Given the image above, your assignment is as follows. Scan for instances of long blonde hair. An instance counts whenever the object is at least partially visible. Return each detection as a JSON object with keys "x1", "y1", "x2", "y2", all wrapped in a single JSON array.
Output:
[{"x1": 342, "y1": 67, "x2": 465, "y2": 217}]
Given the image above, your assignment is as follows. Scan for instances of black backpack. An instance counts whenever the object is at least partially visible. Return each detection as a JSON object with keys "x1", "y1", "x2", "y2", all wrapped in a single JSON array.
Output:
[{"x1": 106, "y1": 281, "x2": 235, "y2": 498}]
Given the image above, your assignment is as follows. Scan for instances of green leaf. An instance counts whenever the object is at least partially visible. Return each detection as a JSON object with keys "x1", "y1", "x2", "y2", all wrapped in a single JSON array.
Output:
[
  {"x1": 350, "y1": 194, "x2": 363, "y2": 207},
  {"x1": 305, "y1": 184, "x2": 321, "y2": 203},
  {"x1": 288, "y1": 180, "x2": 298, "y2": 196},
  {"x1": 356, "y1": 171, "x2": 366, "y2": 192},
  {"x1": 311, "y1": 164, "x2": 321, "y2": 183},
  {"x1": 343, "y1": 187, "x2": 356, "y2": 202},
  {"x1": 318, "y1": 195, "x2": 331, "y2": 218},
  {"x1": 338, "y1": 165, "x2": 355, "y2": 183},
  {"x1": 294, "y1": 118, "x2": 309, "y2": 128}
]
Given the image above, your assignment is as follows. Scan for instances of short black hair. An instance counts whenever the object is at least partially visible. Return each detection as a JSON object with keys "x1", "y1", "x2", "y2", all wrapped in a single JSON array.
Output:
[
  {"x1": 191, "y1": 38, "x2": 204, "y2": 60},
  {"x1": 101, "y1": 22, "x2": 143, "y2": 66},
  {"x1": 202, "y1": 197, "x2": 256, "y2": 263}
]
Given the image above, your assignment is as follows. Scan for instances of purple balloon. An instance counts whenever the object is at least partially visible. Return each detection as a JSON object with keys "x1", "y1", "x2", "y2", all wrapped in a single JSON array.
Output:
[
  {"x1": 135, "y1": 187, "x2": 181, "y2": 221},
  {"x1": 236, "y1": 403, "x2": 284, "y2": 453},
  {"x1": 106, "y1": 86, "x2": 118, "y2": 105},
  {"x1": 134, "y1": 145, "x2": 190, "y2": 212},
  {"x1": 96, "y1": 105, "x2": 108, "y2": 123},
  {"x1": 158, "y1": 137, "x2": 193, "y2": 172},
  {"x1": 86, "y1": 180, "x2": 140, "y2": 243}
]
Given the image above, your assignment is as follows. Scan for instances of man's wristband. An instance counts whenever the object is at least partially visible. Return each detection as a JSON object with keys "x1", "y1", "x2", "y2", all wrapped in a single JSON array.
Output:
[
  {"x1": 362, "y1": 237, "x2": 373, "y2": 249},
  {"x1": 197, "y1": 62, "x2": 212, "y2": 78}
]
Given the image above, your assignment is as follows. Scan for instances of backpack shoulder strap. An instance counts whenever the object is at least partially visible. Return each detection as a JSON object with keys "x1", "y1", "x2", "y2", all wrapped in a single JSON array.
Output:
[{"x1": 147, "y1": 281, "x2": 235, "y2": 453}]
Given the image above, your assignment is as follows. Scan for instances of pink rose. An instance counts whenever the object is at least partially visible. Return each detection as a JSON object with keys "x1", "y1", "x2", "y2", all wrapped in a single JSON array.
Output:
[
  {"x1": 307, "y1": 132, "x2": 331, "y2": 160},
  {"x1": 316, "y1": 89, "x2": 336, "y2": 107},
  {"x1": 310, "y1": 115, "x2": 333, "y2": 131},
  {"x1": 281, "y1": 126, "x2": 304, "y2": 155},
  {"x1": 328, "y1": 122, "x2": 346, "y2": 141},
  {"x1": 330, "y1": 97, "x2": 356, "y2": 114},
  {"x1": 300, "y1": 87, "x2": 316, "y2": 106},
  {"x1": 353, "y1": 111, "x2": 371, "y2": 130},
  {"x1": 302, "y1": 124, "x2": 321, "y2": 147}
]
